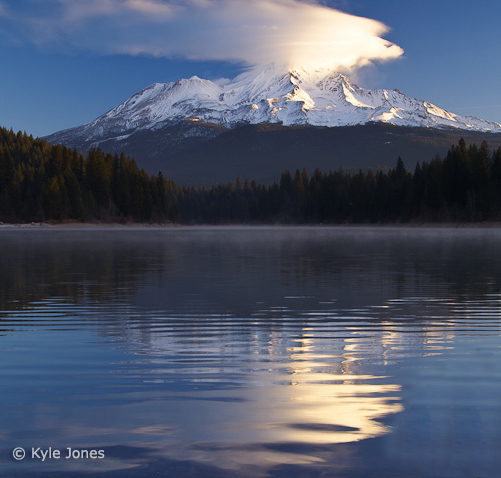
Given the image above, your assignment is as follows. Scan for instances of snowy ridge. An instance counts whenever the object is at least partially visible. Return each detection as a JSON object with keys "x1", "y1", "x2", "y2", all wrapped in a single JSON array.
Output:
[{"x1": 47, "y1": 63, "x2": 501, "y2": 146}]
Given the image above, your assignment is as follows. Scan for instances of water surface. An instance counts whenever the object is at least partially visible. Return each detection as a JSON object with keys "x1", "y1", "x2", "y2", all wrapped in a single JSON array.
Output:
[{"x1": 1, "y1": 226, "x2": 500, "y2": 477}]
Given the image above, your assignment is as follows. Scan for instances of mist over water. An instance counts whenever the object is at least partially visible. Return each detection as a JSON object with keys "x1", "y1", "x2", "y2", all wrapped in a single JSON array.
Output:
[{"x1": 1, "y1": 226, "x2": 501, "y2": 477}]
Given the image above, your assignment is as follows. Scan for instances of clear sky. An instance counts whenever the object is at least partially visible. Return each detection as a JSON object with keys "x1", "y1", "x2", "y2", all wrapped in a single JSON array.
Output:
[{"x1": 1, "y1": 0, "x2": 500, "y2": 138}]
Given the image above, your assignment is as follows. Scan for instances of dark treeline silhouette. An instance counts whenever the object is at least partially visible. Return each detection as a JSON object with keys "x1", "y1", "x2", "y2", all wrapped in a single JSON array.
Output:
[
  {"x1": 0, "y1": 127, "x2": 178, "y2": 222},
  {"x1": 2, "y1": 126, "x2": 501, "y2": 224},
  {"x1": 177, "y1": 138, "x2": 501, "y2": 224}
]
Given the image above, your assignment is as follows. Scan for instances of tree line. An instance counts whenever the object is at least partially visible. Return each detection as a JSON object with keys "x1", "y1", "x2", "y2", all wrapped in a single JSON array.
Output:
[
  {"x1": 0, "y1": 127, "x2": 178, "y2": 222},
  {"x1": 177, "y1": 138, "x2": 501, "y2": 224},
  {"x1": 2, "y1": 126, "x2": 501, "y2": 224}
]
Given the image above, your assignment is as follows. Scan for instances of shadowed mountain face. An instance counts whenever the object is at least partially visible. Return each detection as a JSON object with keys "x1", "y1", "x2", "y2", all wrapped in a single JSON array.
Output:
[
  {"x1": 44, "y1": 64, "x2": 501, "y2": 185},
  {"x1": 46, "y1": 122, "x2": 501, "y2": 186},
  {"x1": 159, "y1": 123, "x2": 501, "y2": 185}
]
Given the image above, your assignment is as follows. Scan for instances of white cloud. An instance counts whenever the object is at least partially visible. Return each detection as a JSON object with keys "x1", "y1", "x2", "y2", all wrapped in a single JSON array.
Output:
[
  {"x1": 124, "y1": 0, "x2": 176, "y2": 16},
  {"x1": 12, "y1": 0, "x2": 404, "y2": 71},
  {"x1": 53, "y1": 0, "x2": 177, "y2": 23}
]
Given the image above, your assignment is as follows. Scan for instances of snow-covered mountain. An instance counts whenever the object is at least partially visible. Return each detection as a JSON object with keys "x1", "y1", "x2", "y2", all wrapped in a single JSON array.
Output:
[{"x1": 46, "y1": 63, "x2": 501, "y2": 149}]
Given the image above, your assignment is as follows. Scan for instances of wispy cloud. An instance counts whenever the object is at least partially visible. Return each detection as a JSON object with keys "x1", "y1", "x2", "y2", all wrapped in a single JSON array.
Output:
[
  {"x1": 5, "y1": 0, "x2": 404, "y2": 71},
  {"x1": 54, "y1": 0, "x2": 177, "y2": 22}
]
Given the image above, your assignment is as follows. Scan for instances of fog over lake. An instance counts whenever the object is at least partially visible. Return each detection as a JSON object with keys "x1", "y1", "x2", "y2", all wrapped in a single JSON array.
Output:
[{"x1": 1, "y1": 226, "x2": 500, "y2": 477}]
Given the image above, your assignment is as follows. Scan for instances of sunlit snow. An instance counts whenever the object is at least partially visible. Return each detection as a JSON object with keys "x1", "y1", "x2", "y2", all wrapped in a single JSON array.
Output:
[{"x1": 49, "y1": 63, "x2": 501, "y2": 145}]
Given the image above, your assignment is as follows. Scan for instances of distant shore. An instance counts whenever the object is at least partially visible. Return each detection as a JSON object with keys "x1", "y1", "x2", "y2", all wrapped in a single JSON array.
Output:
[
  {"x1": 0, "y1": 220, "x2": 180, "y2": 229},
  {"x1": 2, "y1": 220, "x2": 501, "y2": 230}
]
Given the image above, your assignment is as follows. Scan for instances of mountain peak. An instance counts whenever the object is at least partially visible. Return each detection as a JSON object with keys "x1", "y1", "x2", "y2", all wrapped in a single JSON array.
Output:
[
  {"x1": 45, "y1": 64, "x2": 501, "y2": 149},
  {"x1": 236, "y1": 62, "x2": 345, "y2": 84}
]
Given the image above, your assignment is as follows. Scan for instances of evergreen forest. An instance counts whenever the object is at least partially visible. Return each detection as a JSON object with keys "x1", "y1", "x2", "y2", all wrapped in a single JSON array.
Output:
[
  {"x1": 2, "y1": 126, "x2": 501, "y2": 224},
  {"x1": 0, "y1": 128, "x2": 178, "y2": 223}
]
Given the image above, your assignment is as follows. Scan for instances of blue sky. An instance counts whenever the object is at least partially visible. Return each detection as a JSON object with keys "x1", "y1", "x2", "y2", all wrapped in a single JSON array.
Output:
[{"x1": 1, "y1": 0, "x2": 500, "y2": 137}]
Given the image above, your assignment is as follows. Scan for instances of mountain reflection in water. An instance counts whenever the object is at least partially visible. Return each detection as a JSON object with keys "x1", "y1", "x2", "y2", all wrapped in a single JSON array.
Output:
[{"x1": 1, "y1": 226, "x2": 500, "y2": 478}]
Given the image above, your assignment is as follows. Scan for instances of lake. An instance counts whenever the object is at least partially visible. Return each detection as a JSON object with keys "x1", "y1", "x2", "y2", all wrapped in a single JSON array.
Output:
[{"x1": 1, "y1": 226, "x2": 500, "y2": 477}]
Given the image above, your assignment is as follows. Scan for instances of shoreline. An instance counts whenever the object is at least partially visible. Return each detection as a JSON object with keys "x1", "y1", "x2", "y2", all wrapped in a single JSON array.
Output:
[
  {"x1": 1, "y1": 221, "x2": 501, "y2": 230},
  {"x1": 0, "y1": 220, "x2": 180, "y2": 229}
]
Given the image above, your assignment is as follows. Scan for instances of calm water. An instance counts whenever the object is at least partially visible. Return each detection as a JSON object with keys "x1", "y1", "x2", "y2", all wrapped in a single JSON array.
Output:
[{"x1": 1, "y1": 226, "x2": 501, "y2": 477}]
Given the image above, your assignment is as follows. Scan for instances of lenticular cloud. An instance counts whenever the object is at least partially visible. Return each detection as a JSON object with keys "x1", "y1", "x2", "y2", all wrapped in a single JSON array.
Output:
[{"x1": 19, "y1": 0, "x2": 404, "y2": 71}]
